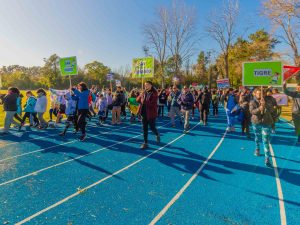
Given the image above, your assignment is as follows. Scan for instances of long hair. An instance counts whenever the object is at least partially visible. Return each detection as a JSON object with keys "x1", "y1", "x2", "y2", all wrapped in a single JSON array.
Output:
[{"x1": 78, "y1": 82, "x2": 88, "y2": 91}]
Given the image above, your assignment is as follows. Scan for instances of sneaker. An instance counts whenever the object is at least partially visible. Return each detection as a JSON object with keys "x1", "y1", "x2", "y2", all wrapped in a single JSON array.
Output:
[
  {"x1": 156, "y1": 134, "x2": 160, "y2": 143},
  {"x1": 79, "y1": 134, "x2": 86, "y2": 142},
  {"x1": 265, "y1": 158, "x2": 272, "y2": 167},
  {"x1": 73, "y1": 129, "x2": 78, "y2": 134},
  {"x1": 171, "y1": 124, "x2": 175, "y2": 128},
  {"x1": 183, "y1": 130, "x2": 188, "y2": 134},
  {"x1": 140, "y1": 143, "x2": 148, "y2": 149},
  {"x1": 271, "y1": 129, "x2": 276, "y2": 134},
  {"x1": 204, "y1": 122, "x2": 207, "y2": 126},
  {"x1": 59, "y1": 132, "x2": 65, "y2": 136},
  {"x1": 254, "y1": 149, "x2": 260, "y2": 157}
]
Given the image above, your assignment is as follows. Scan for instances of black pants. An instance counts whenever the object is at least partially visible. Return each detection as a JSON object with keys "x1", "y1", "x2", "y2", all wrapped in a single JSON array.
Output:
[
  {"x1": 121, "y1": 104, "x2": 127, "y2": 117},
  {"x1": 14, "y1": 113, "x2": 22, "y2": 123},
  {"x1": 292, "y1": 114, "x2": 300, "y2": 136},
  {"x1": 142, "y1": 118, "x2": 159, "y2": 143},
  {"x1": 77, "y1": 109, "x2": 89, "y2": 134},
  {"x1": 212, "y1": 104, "x2": 218, "y2": 116},
  {"x1": 200, "y1": 105, "x2": 209, "y2": 123},
  {"x1": 49, "y1": 108, "x2": 59, "y2": 121},
  {"x1": 242, "y1": 118, "x2": 251, "y2": 134},
  {"x1": 21, "y1": 112, "x2": 39, "y2": 125},
  {"x1": 158, "y1": 105, "x2": 164, "y2": 117},
  {"x1": 63, "y1": 115, "x2": 78, "y2": 134}
]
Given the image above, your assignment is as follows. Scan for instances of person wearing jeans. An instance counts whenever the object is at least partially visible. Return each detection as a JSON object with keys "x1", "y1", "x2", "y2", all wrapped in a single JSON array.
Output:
[
  {"x1": 169, "y1": 85, "x2": 182, "y2": 127},
  {"x1": 225, "y1": 88, "x2": 238, "y2": 132},
  {"x1": 137, "y1": 81, "x2": 160, "y2": 149},
  {"x1": 35, "y1": 88, "x2": 48, "y2": 129},
  {"x1": 1, "y1": 87, "x2": 20, "y2": 134},
  {"x1": 177, "y1": 86, "x2": 195, "y2": 133},
  {"x1": 250, "y1": 88, "x2": 274, "y2": 167}
]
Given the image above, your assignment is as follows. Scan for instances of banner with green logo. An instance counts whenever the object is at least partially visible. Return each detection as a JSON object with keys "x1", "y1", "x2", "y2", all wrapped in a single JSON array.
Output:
[
  {"x1": 242, "y1": 61, "x2": 283, "y2": 86},
  {"x1": 132, "y1": 57, "x2": 154, "y2": 78},
  {"x1": 59, "y1": 56, "x2": 78, "y2": 76}
]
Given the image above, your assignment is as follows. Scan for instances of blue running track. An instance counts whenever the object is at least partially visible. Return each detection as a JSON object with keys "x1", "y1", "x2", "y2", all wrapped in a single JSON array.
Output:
[{"x1": 0, "y1": 108, "x2": 299, "y2": 225}]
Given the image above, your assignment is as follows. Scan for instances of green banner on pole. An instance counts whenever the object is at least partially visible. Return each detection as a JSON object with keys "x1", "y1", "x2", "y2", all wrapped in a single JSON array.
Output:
[
  {"x1": 59, "y1": 56, "x2": 78, "y2": 76},
  {"x1": 132, "y1": 57, "x2": 154, "y2": 78},
  {"x1": 242, "y1": 61, "x2": 283, "y2": 86}
]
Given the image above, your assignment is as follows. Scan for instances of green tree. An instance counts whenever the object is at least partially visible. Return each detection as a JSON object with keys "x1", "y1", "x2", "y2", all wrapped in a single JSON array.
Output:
[{"x1": 84, "y1": 61, "x2": 111, "y2": 87}]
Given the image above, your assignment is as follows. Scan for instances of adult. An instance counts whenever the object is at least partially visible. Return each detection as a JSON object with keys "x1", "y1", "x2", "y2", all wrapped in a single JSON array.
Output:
[
  {"x1": 137, "y1": 81, "x2": 160, "y2": 149},
  {"x1": 283, "y1": 81, "x2": 300, "y2": 143},
  {"x1": 71, "y1": 82, "x2": 90, "y2": 141},
  {"x1": 111, "y1": 86, "x2": 123, "y2": 125},
  {"x1": 169, "y1": 85, "x2": 182, "y2": 127},
  {"x1": 1, "y1": 87, "x2": 20, "y2": 135},
  {"x1": 224, "y1": 88, "x2": 239, "y2": 132},
  {"x1": 250, "y1": 88, "x2": 274, "y2": 167},
  {"x1": 177, "y1": 86, "x2": 195, "y2": 133},
  {"x1": 158, "y1": 88, "x2": 167, "y2": 117},
  {"x1": 198, "y1": 87, "x2": 211, "y2": 126}
]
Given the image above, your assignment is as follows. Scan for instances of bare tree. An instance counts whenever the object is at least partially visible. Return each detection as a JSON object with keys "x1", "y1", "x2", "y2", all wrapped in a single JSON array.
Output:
[
  {"x1": 144, "y1": 7, "x2": 169, "y2": 87},
  {"x1": 263, "y1": 0, "x2": 300, "y2": 66},
  {"x1": 168, "y1": 1, "x2": 198, "y2": 77},
  {"x1": 206, "y1": 0, "x2": 239, "y2": 79}
]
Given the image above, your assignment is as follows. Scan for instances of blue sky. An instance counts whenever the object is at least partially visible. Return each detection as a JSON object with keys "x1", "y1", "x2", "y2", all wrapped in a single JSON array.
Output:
[{"x1": 0, "y1": 0, "x2": 281, "y2": 71}]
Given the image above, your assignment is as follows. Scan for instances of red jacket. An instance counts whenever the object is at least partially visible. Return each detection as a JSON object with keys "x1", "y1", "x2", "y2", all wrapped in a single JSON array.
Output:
[{"x1": 137, "y1": 87, "x2": 158, "y2": 120}]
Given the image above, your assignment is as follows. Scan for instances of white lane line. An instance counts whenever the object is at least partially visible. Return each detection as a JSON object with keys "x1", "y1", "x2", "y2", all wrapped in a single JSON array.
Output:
[
  {"x1": 0, "y1": 124, "x2": 135, "y2": 162},
  {"x1": 149, "y1": 130, "x2": 227, "y2": 225},
  {"x1": 0, "y1": 120, "x2": 117, "y2": 149},
  {"x1": 279, "y1": 118, "x2": 294, "y2": 128},
  {"x1": 15, "y1": 123, "x2": 199, "y2": 225},
  {"x1": 270, "y1": 145, "x2": 287, "y2": 225},
  {"x1": 0, "y1": 121, "x2": 172, "y2": 187}
]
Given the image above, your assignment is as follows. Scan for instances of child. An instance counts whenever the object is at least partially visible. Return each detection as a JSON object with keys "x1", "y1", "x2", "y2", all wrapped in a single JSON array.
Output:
[
  {"x1": 59, "y1": 92, "x2": 78, "y2": 136},
  {"x1": 35, "y1": 88, "x2": 48, "y2": 129},
  {"x1": 19, "y1": 91, "x2": 39, "y2": 130},
  {"x1": 96, "y1": 94, "x2": 107, "y2": 125}
]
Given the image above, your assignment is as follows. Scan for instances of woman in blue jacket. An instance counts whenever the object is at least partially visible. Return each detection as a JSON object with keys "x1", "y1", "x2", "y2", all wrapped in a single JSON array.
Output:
[
  {"x1": 71, "y1": 82, "x2": 90, "y2": 141},
  {"x1": 19, "y1": 91, "x2": 39, "y2": 130}
]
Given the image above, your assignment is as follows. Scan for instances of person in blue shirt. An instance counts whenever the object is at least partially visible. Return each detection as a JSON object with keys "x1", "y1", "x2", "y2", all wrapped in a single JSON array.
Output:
[
  {"x1": 19, "y1": 91, "x2": 39, "y2": 130},
  {"x1": 71, "y1": 82, "x2": 90, "y2": 141},
  {"x1": 225, "y1": 88, "x2": 239, "y2": 132}
]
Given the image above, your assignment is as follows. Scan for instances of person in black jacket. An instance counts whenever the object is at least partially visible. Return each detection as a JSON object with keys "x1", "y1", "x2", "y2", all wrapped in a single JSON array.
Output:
[
  {"x1": 1, "y1": 87, "x2": 20, "y2": 135},
  {"x1": 197, "y1": 87, "x2": 211, "y2": 126},
  {"x1": 158, "y1": 89, "x2": 167, "y2": 117},
  {"x1": 111, "y1": 86, "x2": 123, "y2": 125}
]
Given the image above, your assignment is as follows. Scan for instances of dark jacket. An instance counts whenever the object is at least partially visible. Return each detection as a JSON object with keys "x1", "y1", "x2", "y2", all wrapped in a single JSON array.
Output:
[
  {"x1": 198, "y1": 90, "x2": 211, "y2": 107},
  {"x1": 158, "y1": 91, "x2": 167, "y2": 105},
  {"x1": 112, "y1": 91, "x2": 123, "y2": 107},
  {"x1": 170, "y1": 91, "x2": 181, "y2": 107},
  {"x1": 3, "y1": 93, "x2": 18, "y2": 111},
  {"x1": 249, "y1": 97, "x2": 274, "y2": 126},
  {"x1": 137, "y1": 87, "x2": 158, "y2": 120},
  {"x1": 177, "y1": 91, "x2": 194, "y2": 110},
  {"x1": 239, "y1": 94, "x2": 251, "y2": 119},
  {"x1": 284, "y1": 88, "x2": 300, "y2": 115}
]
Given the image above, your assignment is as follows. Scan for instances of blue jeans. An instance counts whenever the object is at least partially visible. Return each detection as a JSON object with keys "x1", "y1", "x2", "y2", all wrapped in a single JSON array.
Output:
[
  {"x1": 226, "y1": 109, "x2": 235, "y2": 128},
  {"x1": 253, "y1": 124, "x2": 272, "y2": 159}
]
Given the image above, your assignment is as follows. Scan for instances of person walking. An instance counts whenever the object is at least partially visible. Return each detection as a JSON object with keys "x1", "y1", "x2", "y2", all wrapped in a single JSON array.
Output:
[
  {"x1": 1, "y1": 87, "x2": 20, "y2": 135},
  {"x1": 169, "y1": 85, "x2": 182, "y2": 127},
  {"x1": 111, "y1": 86, "x2": 123, "y2": 125},
  {"x1": 250, "y1": 88, "x2": 274, "y2": 167},
  {"x1": 137, "y1": 81, "x2": 160, "y2": 149},
  {"x1": 35, "y1": 88, "x2": 48, "y2": 129},
  {"x1": 283, "y1": 81, "x2": 300, "y2": 143},
  {"x1": 198, "y1": 87, "x2": 211, "y2": 126},
  {"x1": 71, "y1": 82, "x2": 90, "y2": 141},
  {"x1": 177, "y1": 85, "x2": 195, "y2": 133}
]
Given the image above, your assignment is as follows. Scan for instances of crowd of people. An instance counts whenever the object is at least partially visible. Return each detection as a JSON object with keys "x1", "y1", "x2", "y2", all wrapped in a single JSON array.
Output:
[{"x1": 1, "y1": 80, "x2": 299, "y2": 167}]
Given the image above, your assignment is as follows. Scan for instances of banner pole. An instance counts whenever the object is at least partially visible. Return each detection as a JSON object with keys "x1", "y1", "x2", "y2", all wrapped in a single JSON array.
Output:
[
  {"x1": 110, "y1": 80, "x2": 112, "y2": 91},
  {"x1": 69, "y1": 75, "x2": 72, "y2": 88},
  {"x1": 142, "y1": 76, "x2": 144, "y2": 90}
]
